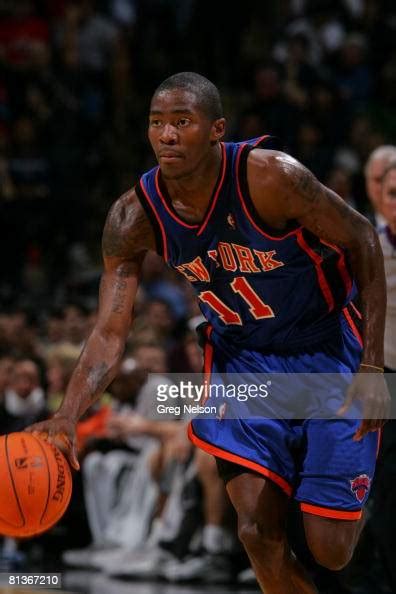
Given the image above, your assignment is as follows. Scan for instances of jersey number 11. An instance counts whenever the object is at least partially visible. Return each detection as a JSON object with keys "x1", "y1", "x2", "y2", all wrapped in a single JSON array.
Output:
[{"x1": 199, "y1": 277, "x2": 274, "y2": 325}]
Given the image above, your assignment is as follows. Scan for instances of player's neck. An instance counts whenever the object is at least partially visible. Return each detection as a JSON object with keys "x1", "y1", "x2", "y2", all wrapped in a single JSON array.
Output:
[{"x1": 162, "y1": 143, "x2": 222, "y2": 212}]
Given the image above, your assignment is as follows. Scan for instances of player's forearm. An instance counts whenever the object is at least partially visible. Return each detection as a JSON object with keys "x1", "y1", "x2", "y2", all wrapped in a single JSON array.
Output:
[
  {"x1": 56, "y1": 328, "x2": 126, "y2": 422},
  {"x1": 350, "y1": 225, "x2": 386, "y2": 367}
]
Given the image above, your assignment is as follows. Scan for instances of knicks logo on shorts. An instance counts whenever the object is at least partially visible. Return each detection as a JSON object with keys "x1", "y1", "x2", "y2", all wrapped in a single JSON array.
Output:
[{"x1": 350, "y1": 474, "x2": 371, "y2": 502}]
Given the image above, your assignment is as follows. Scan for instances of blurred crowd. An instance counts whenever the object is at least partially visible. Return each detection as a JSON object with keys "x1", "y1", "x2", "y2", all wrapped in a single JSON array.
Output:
[
  {"x1": 0, "y1": 0, "x2": 396, "y2": 311},
  {"x1": 1, "y1": 0, "x2": 396, "y2": 592}
]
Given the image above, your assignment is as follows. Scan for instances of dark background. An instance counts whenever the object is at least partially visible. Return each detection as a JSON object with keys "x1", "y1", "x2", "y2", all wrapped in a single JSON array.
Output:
[{"x1": 0, "y1": 0, "x2": 395, "y2": 315}]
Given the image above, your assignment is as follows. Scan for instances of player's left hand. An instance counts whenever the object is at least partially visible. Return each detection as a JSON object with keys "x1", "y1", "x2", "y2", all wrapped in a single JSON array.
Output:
[{"x1": 337, "y1": 366, "x2": 391, "y2": 440}]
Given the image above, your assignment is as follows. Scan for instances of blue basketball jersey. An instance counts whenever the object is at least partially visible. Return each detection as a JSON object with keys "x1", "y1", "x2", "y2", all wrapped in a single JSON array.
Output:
[{"x1": 136, "y1": 136, "x2": 356, "y2": 351}]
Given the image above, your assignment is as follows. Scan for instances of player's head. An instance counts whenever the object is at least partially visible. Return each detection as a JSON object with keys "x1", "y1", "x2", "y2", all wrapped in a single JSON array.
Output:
[
  {"x1": 381, "y1": 161, "x2": 396, "y2": 225},
  {"x1": 148, "y1": 72, "x2": 225, "y2": 179},
  {"x1": 365, "y1": 145, "x2": 396, "y2": 211}
]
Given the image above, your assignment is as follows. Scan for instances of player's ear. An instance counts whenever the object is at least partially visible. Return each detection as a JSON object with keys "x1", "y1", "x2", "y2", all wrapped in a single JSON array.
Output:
[{"x1": 210, "y1": 118, "x2": 226, "y2": 144}]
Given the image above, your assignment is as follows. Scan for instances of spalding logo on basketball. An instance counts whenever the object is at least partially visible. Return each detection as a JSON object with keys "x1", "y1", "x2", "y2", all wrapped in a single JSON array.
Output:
[
  {"x1": 350, "y1": 473, "x2": 371, "y2": 503},
  {"x1": 0, "y1": 432, "x2": 73, "y2": 538}
]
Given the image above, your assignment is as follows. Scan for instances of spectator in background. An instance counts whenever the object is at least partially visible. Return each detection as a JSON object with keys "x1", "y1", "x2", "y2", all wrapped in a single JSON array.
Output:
[
  {"x1": 345, "y1": 160, "x2": 396, "y2": 594},
  {"x1": 233, "y1": 110, "x2": 265, "y2": 143},
  {"x1": 326, "y1": 166, "x2": 357, "y2": 210},
  {"x1": 62, "y1": 350, "x2": 173, "y2": 569},
  {"x1": 295, "y1": 120, "x2": 333, "y2": 179},
  {"x1": 248, "y1": 64, "x2": 298, "y2": 150},
  {"x1": 335, "y1": 33, "x2": 372, "y2": 111},
  {"x1": 140, "y1": 252, "x2": 189, "y2": 321},
  {"x1": 0, "y1": 309, "x2": 42, "y2": 360},
  {"x1": 168, "y1": 331, "x2": 203, "y2": 374},
  {"x1": 40, "y1": 309, "x2": 66, "y2": 354},
  {"x1": 56, "y1": 0, "x2": 120, "y2": 76},
  {"x1": 105, "y1": 406, "x2": 235, "y2": 583},
  {"x1": 378, "y1": 162, "x2": 396, "y2": 373},
  {"x1": 308, "y1": 82, "x2": 343, "y2": 150},
  {"x1": 363, "y1": 161, "x2": 396, "y2": 593},
  {"x1": 364, "y1": 145, "x2": 396, "y2": 227},
  {"x1": 45, "y1": 343, "x2": 82, "y2": 412},
  {"x1": 0, "y1": 354, "x2": 14, "y2": 406},
  {"x1": 9, "y1": 115, "x2": 50, "y2": 202},
  {"x1": 138, "y1": 299, "x2": 178, "y2": 350},
  {"x1": 0, "y1": 0, "x2": 49, "y2": 69},
  {"x1": 282, "y1": 33, "x2": 318, "y2": 112},
  {"x1": 62, "y1": 303, "x2": 89, "y2": 348},
  {"x1": 0, "y1": 358, "x2": 47, "y2": 434}
]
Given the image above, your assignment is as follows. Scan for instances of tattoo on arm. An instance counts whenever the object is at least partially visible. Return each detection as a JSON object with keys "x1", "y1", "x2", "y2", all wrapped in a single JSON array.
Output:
[
  {"x1": 86, "y1": 362, "x2": 112, "y2": 395},
  {"x1": 112, "y1": 275, "x2": 128, "y2": 314},
  {"x1": 99, "y1": 265, "x2": 135, "y2": 315},
  {"x1": 102, "y1": 190, "x2": 155, "y2": 259},
  {"x1": 280, "y1": 155, "x2": 376, "y2": 246},
  {"x1": 290, "y1": 165, "x2": 322, "y2": 205}
]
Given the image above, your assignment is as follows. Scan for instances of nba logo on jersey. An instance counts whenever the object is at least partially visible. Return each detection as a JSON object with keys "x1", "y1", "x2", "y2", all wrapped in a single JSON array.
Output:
[{"x1": 227, "y1": 213, "x2": 236, "y2": 229}]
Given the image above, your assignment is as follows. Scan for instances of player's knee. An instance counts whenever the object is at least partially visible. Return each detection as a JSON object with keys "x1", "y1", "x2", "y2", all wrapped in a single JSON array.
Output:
[
  {"x1": 238, "y1": 519, "x2": 286, "y2": 563},
  {"x1": 309, "y1": 537, "x2": 354, "y2": 571}
]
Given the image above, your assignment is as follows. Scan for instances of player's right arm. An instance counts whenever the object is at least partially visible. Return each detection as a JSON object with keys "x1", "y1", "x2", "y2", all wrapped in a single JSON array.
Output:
[{"x1": 25, "y1": 188, "x2": 156, "y2": 469}]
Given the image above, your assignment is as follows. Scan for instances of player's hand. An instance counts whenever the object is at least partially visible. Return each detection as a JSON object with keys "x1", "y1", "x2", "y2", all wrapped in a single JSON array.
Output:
[
  {"x1": 337, "y1": 366, "x2": 391, "y2": 440},
  {"x1": 25, "y1": 415, "x2": 80, "y2": 471}
]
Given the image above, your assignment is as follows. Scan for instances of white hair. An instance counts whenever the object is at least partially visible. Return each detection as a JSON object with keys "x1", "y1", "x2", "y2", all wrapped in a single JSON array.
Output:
[{"x1": 365, "y1": 145, "x2": 396, "y2": 175}]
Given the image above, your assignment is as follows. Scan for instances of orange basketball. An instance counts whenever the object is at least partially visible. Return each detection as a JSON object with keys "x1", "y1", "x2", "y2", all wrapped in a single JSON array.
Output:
[{"x1": 0, "y1": 432, "x2": 72, "y2": 538}]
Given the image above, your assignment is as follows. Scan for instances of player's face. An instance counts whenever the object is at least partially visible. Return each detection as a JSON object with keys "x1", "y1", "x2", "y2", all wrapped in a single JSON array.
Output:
[
  {"x1": 148, "y1": 89, "x2": 224, "y2": 179},
  {"x1": 382, "y1": 169, "x2": 396, "y2": 224},
  {"x1": 366, "y1": 158, "x2": 387, "y2": 209}
]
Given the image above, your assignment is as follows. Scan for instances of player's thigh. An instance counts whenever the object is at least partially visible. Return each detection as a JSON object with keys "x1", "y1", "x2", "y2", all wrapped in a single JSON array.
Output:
[
  {"x1": 303, "y1": 512, "x2": 363, "y2": 570},
  {"x1": 226, "y1": 471, "x2": 289, "y2": 547}
]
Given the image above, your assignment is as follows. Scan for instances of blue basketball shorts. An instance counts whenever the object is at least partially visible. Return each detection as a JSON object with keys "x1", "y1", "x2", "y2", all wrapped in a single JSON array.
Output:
[{"x1": 189, "y1": 313, "x2": 380, "y2": 520}]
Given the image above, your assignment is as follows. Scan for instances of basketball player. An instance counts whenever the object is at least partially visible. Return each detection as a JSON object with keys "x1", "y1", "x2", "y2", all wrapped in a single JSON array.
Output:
[{"x1": 27, "y1": 73, "x2": 390, "y2": 594}]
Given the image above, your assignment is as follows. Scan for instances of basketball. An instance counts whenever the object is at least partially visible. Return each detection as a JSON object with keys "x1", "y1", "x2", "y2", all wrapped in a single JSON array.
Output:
[{"x1": 0, "y1": 432, "x2": 72, "y2": 539}]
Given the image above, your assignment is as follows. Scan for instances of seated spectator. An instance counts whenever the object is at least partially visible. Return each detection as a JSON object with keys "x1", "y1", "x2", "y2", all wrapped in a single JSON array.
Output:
[
  {"x1": 168, "y1": 331, "x2": 203, "y2": 374},
  {"x1": 0, "y1": 358, "x2": 47, "y2": 434},
  {"x1": 138, "y1": 299, "x2": 178, "y2": 349},
  {"x1": 62, "y1": 347, "x2": 174, "y2": 567},
  {"x1": 103, "y1": 412, "x2": 237, "y2": 584},
  {"x1": 62, "y1": 303, "x2": 90, "y2": 348},
  {"x1": 0, "y1": 353, "x2": 14, "y2": 406},
  {"x1": 45, "y1": 343, "x2": 83, "y2": 413}
]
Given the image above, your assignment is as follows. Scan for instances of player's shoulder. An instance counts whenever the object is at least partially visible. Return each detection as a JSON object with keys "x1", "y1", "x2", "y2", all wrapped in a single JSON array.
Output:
[
  {"x1": 106, "y1": 187, "x2": 146, "y2": 228},
  {"x1": 248, "y1": 148, "x2": 301, "y2": 175},
  {"x1": 102, "y1": 187, "x2": 155, "y2": 257},
  {"x1": 247, "y1": 149, "x2": 304, "y2": 191}
]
